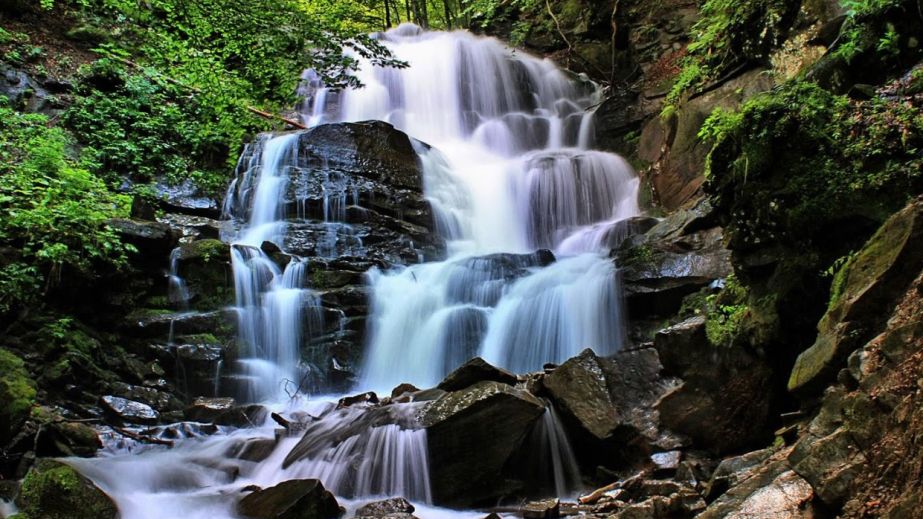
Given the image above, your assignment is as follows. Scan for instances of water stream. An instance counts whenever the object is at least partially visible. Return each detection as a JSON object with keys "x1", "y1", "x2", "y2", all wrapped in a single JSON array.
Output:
[{"x1": 68, "y1": 24, "x2": 640, "y2": 518}]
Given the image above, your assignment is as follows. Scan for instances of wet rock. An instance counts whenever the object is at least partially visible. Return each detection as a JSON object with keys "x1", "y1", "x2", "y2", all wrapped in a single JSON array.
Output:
[
  {"x1": 225, "y1": 122, "x2": 445, "y2": 265},
  {"x1": 789, "y1": 198, "x2": 923, "y2": 395},
  {"x1": 127, "y1": 309, "x2": 235, "y2": 339},
  {"x1": 355, "y1": 497, "x2": 415, "y2": 517},
  {"x1": 111, "y1": 382, "x2": 181, "y2": 412},
  {"x1": 157, "y1": 213, "x2": 223, "y2": 243},
  {"x1": 650, "y1": 450, "x2": 682, "y2": 477},
  {"x1": 185, "y1": 397, "x2": 237, "y2": 422},
  {"x1": 154, "y1": 179, "x2": 222, "y2": 218},
  {"x1": 100, "y1": 395, "x2": 160, "y2": 424},
  {"x1": 437, "y1": 357, "x2": 518, "y2": 392},
  {"x1": 173, "y1": 239, "x2": 233, "y2": 310},
  {"x1": 176, "y1": 342, "x2": 225, "y2": 397},
  {"x1": 705, "y1": 448, "x2": 775, "y2": 501},
  {"x1": 337, "y1": 391, "x2": 379, "y2": 409},
  {"x1": 238, "y1": 479, "x2": 342, "y2": 519},
  {"x1": 616, "y1": 207, "x2": 731, "y2": 318},
  {"x1": 390, "y1": 383, "x2": 419, "y2": 399},
  {"x1": 699, "y1": 453, "x2": 817, "y2": 519},
  {"x1": 543, "y1": 349, "x2": 620, "y2": 440},
  {"x1": 107, "y1": 218, "x2": 180, "y2": 260},
  {"x1": 521, "y1": 498, "x2": 560, "y2": 519},
  {"x1": 545, "y1": 348, "x2": 674, "y2": 453},
  {"x1": 227, "y1": 437, "x2": 280, "y2": 463},
  {"x1": 423, "y1": 380, "x2": 545, "y2": 506},
  {"x1": 43, "y1": 419, "x2": 102, "y2": 457},
  {"x1": 15, "y1": 459, "x2": 118, "y2": 519}
]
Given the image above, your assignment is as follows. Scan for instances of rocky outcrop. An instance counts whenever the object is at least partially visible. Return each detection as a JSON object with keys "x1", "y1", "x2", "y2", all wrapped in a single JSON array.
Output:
[
  {"x1": 14, "y1": 459, "x2": 118, "y2": 519},
  {"x1": 237, "y1": 479, "x2": 342, "y2": 519},
  {"x1": 422, "y1": 380, "x2": 545, "y2": 506},
  {"x1": 788, "y1": 198, "x2": 923, "y2": 395},
  {"x1": 615, "y1": 201, "x2": 731, "y2": 320}
]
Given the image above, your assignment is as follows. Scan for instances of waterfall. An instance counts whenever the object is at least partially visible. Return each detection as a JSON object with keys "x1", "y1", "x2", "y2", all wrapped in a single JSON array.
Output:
[
  {"x1": 69, "y1": 25, "x2": 640, "y2": 517},
  {"x1": 305, "y1": 26, "x2": 639, "y2": 391}
]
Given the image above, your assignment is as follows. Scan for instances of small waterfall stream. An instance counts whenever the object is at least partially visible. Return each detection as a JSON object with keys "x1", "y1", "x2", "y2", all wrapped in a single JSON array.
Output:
[{"x1": 69, "y1": 25, "x2": 641, "y2": 518}]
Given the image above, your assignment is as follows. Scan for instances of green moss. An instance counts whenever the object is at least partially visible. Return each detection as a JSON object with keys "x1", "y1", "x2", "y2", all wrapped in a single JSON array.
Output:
[
  {"x1": 704, "y1": 275, "x2": 750, "y2": 347},
  {"x1": 702, "y1": 81, "x2": 922, "y2": 251},
  {"x1": 178, "y1": 333, "x2": 221, "y2": 344},
  {"x1": 0, "y1": 348, "x2": 37, "y2": 443},
  {"x1": 179, "y1": 239, "x2": 228, "y2": 264},
  {"x1": 17, "y1": 460, "x2": 117, "y2": 519}
]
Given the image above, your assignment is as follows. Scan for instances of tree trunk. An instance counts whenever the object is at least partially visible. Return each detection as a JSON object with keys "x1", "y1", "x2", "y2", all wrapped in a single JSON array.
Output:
[{"x1": 384, "y1": 0, "x2": 392, "y2": 28}]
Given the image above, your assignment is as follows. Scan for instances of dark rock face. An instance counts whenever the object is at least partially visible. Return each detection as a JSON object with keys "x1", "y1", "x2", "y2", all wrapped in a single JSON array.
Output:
[
  {"x1": 437, "y1": 357, "x2": 518, "y2": 392},
  {"x1": 653, "y1": 316, "x2": 773, "y2": 454},
  {"x1": 107, "y1": 218, "x2": 181, "y2": 261},
  {"x1": 15, "y1": 459, "x2": 118, "y2": 519},
  {"x1": 172, "y1": 239, "x2": 233, "y2": 311},
  {"x1": 543, "y1": 349, "x2": 621, "y2": 440},
  {"x1": 225, "y1": 121, "x2": 444, "y2": 265},
  {"x1": 422, "y1": 380, "x2": 546, "y2": 506},
  {"x1": 237, "y1": 479, "x2": 342, "y2": 519},
  {"x1": 615, "y1": 202, "x2": 731, "y2": 320}
]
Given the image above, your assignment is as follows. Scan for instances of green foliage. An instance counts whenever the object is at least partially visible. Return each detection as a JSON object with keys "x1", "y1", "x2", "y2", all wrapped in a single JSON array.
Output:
[
  {"x1": 0, "y1": 101, "x2": 132, "y2": 314},
  {"x1": 702, "y1": 79, "x2": 923, "y2": 251},
  {"x1": 834, "y1": 0, "x2": 907, "y2": 63},
  {"x1": 667, "y1": 0, "x2": 799, "y2": 102},
  {"x1": 64, "y1": 59, "x2": 234, "y2": 193},
  {"x1": 705, "y1": 275, "x2": 749, "y2": 347}
]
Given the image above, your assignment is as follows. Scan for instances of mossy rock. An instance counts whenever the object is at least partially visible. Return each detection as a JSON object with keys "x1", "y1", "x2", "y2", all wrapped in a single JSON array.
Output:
[
  {"x1": 15, "y1": 459, "x2": 117, "y2": 519},
  {"x1": 0, "y1": 348, "x2": 36, "y2": 444},
  {"x1": 789, "y1": 198, "x2": 923, "y2": 394},
  {"x1": 176, "y1": 239, "x2": 232, "y2": 310}
]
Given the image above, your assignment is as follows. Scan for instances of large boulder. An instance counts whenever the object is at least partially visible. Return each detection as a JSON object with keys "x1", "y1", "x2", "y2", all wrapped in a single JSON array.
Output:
[
  {"x1": 422, "y1": 380, "x2": 545, "y2": 506},
  {"x1": 237, "y1": 479, "x2": 342, "y2": 519},
  {"x1": 788, "y1": 198, "x2": 923, "y2": 395},
  {"x1": 107, "y1": 218, "x2": 180, "y2": 261},
  {"x1": 354, "y1": 497, "x2": 415, "y2": 518},
  {"x1": 545, "y1": 348, "x2": 675, "y2": 452},
  {"x1": 654, "y1": 317, "x2": 773, "y2": 454},
  {"x1": 15, "y1": 459, "x2": 118, "y2": 519},
  {"x1": 224, "y1": 121, "x2": 444, "y2": 265}
]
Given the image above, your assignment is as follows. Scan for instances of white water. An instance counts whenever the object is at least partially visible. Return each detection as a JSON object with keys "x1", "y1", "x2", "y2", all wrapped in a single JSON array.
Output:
[
  {"x1": 305, "y1": 25, "x2": 639, "y2": 391},
  {"x1": 69, "y1": 25, "x2": 640, "y2": 518}
]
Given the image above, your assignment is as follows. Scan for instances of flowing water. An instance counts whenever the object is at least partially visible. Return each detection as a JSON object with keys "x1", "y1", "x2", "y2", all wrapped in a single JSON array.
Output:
[
  {"x1": 305, "y1": 25, "x2": 639, "y2": 391},
  {"x1": 66, "y1": 24, "x2": 640, "y2": 518}
]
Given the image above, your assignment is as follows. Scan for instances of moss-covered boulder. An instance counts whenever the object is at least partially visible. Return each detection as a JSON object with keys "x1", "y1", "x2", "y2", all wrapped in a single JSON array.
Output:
[
  {"x1": 789, "y1": 197, "x2": 923, "y2": 395},
  {"x1": 0, "y1": 348, "x2": 36, "y2": 444},
  {"x1": 15, "y1": 459, "x2": 117, "y2": 519}
]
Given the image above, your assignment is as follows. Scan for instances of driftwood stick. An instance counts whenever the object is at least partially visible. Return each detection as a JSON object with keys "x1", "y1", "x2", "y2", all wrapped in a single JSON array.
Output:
[
  {"x1": 246, "y1": 107, "x2": 307, "y2": 130},
  {"x1": 112, "y1": 426, "x2": 174, "y2": 447},
  {"x1": 579, "y1": 481, "x2": 620, "y2": 504}
]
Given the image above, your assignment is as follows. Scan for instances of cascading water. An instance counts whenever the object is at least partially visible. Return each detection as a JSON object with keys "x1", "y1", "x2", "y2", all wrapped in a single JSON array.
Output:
[
  {"x1": 67, "y1": 25, "x2": 640, "y2": 518},
  {"x1": 305, "y1": 25, "x2": 639, "y2": 391}
]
